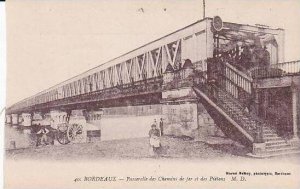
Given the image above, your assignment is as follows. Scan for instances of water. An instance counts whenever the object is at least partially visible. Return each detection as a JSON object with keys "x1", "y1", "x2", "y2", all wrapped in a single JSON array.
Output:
[
  {"x1": 5, "y1": 115, "x2": 162, "y2": 149},
  {"x1": 5, "y1": 125, "x2": 36, "y2": 149}
]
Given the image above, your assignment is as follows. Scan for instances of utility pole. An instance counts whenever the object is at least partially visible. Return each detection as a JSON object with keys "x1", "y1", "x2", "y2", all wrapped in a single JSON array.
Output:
[{"x1": 203, "y1": 0, "x2": 206, "y2": 19}]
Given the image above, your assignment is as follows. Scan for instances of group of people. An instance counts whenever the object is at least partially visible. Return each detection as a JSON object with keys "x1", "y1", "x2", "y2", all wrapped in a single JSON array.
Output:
[
  {"x1": 148, "y1": 118, "x2": 164, "y2": 156},
  {"x1": 219, "y1": 44, "x2": 271, "y2": 72},
  {"x1": 239, "y1": 45, "x2": 270, "y2": 70}
]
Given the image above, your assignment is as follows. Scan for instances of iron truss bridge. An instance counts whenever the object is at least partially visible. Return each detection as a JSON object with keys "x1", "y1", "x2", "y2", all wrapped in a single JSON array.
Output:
[{"x1": 7, "y1": 77, "x2": 164, "y2": 114}]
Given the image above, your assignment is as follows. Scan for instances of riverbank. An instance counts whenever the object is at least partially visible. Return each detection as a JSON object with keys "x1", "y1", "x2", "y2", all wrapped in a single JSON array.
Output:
[{"x1": 6, "y1": 135, "x2": 252, "y2": 161}]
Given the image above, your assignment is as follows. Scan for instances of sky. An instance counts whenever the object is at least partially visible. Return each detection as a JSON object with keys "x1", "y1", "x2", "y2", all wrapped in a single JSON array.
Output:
[{"x1": 6, "y1": 0, "x2": 300, "y2": 107}]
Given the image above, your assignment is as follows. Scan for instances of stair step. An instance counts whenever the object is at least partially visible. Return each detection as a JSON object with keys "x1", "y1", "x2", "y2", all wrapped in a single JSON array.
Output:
[
  {"x1": 196, "y1": 86, "x2": 300, "y2": 158},
  {"x1": 264, "y1": 137, "x2": 284, "y2": 141},
  {"x1": 264, "y1": 136, "x2": 282, "y2": 140},
  {"x1": 265, "y1": 140, "x2": 287, "y2": 145},
  {"x1": 263, "y1": 133, "x2": 278, "y2": 137},
  {"x1": 248, "y1": 148, "x2": 300, "y2": 158},
  {"x1": 265, "y1": 143, "x2": 290, "y2": 149},
  {"x1": 263, "y1": 128, "x2": 275, "y2": 131},
  {"x1": 264, "y1": 149, "x2": 300, "y2": 157},
  {"x1": 263, "y1": 127, "x2": 274, "y2": 130},
  {"x1": 263, "y1": 130, "x2": 276, "y2": 134},
  {"x1": 265, "y1": 146, "x2": 298, "y2": 153}
]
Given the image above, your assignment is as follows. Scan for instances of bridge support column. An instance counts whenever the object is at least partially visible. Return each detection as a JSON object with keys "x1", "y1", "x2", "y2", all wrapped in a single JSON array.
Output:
[
  {"x1": 86, "y1": 110, "x2": 103, "y2": 125},
  {"x1": 18, "y1": 115, "x2": 23, "y2": 124},
  {"x1": 11, "y1": 114, "x2": 19, "y2": 125},
  {"x1": 85, "y1": 110, "x2": 103, "y2": 142},
  {"x1": 162, "y1": 87, "x2": 198, "y2": 138},
  {"x1": 22, "y1": 113, "x2": 32, "y2": 134},
  {"x1": 50, "y1": 110, "x2": 68, "y2": 129},
  {"x1": 5, "y1": 115, "x2": 12, "y2": 124},
  {"x1": 162, "y1": 100, "x2": 198, "y2": 138},
  {"x1": 32, "y1": 112, "x2": 46, "y2": 125},
  {"x1": 290, "y1": 83, "x2": 299, "y2": 146}
]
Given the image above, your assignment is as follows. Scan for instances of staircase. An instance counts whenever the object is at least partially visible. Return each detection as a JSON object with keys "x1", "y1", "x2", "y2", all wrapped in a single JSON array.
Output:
[
  {"x1": 193, "y1": 59, "x2": 300, "y2": 157},
  {"x1": 262, "y1": 126, "x2": 299, "y2": 157}
]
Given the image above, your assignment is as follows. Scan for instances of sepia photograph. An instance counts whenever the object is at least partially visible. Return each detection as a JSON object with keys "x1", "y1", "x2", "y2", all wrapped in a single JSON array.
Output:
[{"x1": 2, "y1": 0, "x2": 300, "y2": 188}]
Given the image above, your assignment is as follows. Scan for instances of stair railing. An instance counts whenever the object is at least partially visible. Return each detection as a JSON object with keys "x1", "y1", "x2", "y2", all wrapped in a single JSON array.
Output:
[
  {"x1": 207, "y1": 58, "x2": 254, "y2": 108},
  {"x1": 248, "y1": 60, "x2": 300, "y2": 79},
  {"x1": 194, "y1": 58, "x2": 270, "y2": 142}
]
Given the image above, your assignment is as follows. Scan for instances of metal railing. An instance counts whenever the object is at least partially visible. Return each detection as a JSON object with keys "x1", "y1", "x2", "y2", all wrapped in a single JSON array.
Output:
[
  {"x1": 249, "y1": 60, "x2": 300, "y2": 79},
  {"x1": 273, "y1": 60, "x2": 300, "y2": 74},
  {"x1": 6, "y1": 76, "x2": 163, "y2": 114},
  {"x1": 207, "y1": 58, "x2": 254, "y2": 107},
  {"x1": 194, "y1": 78, "x2": 263, "y2": 143},
  {"x1": 221, "y1": 62, "x2": 253, "y2": 96}
]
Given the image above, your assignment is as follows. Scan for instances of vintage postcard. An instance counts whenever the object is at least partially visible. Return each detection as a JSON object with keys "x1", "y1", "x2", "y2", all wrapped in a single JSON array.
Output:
[{"x1": 3, "y1": 0, "x2": 300, "y2": 188}]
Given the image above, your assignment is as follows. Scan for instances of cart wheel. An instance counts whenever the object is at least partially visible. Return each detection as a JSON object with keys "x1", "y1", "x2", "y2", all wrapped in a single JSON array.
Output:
[
  {"x1": 57, "y1": 123, "x2": 68, "y2": 132},
  {"x1": 56, "y1": 130, "x2": 70, "y2": 145},
  {"x1": 67, "y1": 123, "x2": 84, "y2": 143}
]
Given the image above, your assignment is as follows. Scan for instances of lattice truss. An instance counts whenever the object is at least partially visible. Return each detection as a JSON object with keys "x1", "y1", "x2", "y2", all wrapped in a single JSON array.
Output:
[{"x1": 12, "y1": 39, "x2": 182, "y2": 110}]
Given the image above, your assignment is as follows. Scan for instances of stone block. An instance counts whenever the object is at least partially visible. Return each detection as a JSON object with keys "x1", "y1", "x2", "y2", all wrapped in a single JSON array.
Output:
[
  {"x1": 253, "y1": 142, "x2": 266, "y2": 155},
  {"x1": 162, "y1": 102, "x2": 198, "y2": 138},
  {"x1": 22, "y1": 113, "x2": 32, "y2": 127},
  {"x1": 11, "y1": 114, "x2": 19, "y2": 125},
  {"x1": 288, "y1": 137, "x2": 300, "y2": 147}
]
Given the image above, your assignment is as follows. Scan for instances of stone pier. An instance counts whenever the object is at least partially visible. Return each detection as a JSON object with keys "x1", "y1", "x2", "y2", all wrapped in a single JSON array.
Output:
[
  {"x1": 11, "y1": 114, "x2": 19, "y2": 125},
  {"x1": 162, "y1": 87, "x2": 199, "y2": 138},
  {"x1": 86, "y1": 110, "x2": 103, "y2": 125},
  {"x1": 22, "y1": 113, "x2": 32, "y2": 134},
  {"x1": 31, "y1": 112, "x2": 45, "y2": 125},
  {"x1": 85, "y1": 110, "x2": 103, "y2": 142},
  {"x1": 50, "y1": 110, "x2": 68, "y2": 129},
  {"x1": 5, "y1": 115, "x2": 12, "y2": 124},
  {"x1": 18, "y1": 115, "x2": 23, "y2": 124},
  {"x1": 162, "y1": 100, "x2": 198, "y2": 138}
]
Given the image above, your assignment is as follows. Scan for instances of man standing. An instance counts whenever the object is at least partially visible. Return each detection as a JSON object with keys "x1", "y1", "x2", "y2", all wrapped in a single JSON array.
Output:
[
  {"x1": 262, "y1": 46, "x2": 270, "y2": 66},
  {"x1": 159, "y1": 118, "x2": 164, "y2": 136}
]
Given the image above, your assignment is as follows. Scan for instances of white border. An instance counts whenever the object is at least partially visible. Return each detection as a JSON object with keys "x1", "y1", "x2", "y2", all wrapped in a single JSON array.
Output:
[{"x1": 0, "y1": 2, "x2": 6, "y2": 188}]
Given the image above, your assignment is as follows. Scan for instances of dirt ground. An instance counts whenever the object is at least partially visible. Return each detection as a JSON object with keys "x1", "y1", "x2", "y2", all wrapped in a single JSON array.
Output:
[
  {"x1": 6, "y1": 135, "x2": 300, "y2": 163},
  {"x1": 5, "y1": 135, "x2": 256, "y2": 161}
]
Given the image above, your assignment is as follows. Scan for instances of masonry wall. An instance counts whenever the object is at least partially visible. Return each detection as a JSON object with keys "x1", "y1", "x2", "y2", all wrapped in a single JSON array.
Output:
[
  {"x1": 94, "y1": 104, "x2": 163, "y2": 141},
  {"x1": 162, "y1": 101, "x2": 224, "y2": 139},
  {"x1": 102, "y1": 104, "x2": 162, "y2": 117},
  {"x1": 162, "y1": 102, "x2": 198, "y2": 138}
]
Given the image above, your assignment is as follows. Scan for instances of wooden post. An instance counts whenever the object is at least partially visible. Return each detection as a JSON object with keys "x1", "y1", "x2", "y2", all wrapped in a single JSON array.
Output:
[
  {"x1": 263, "y1": 89, "x2": 269, "y2": 119},
  {"x1": 203, "y1": 0, "x2": 206, "y2": 19},
  {"x1": 254, "y1": 88, "x2": 260, "y2": 116},
  {"x1": 291, "y1": 82, "x2": 299, "y2": 140}
]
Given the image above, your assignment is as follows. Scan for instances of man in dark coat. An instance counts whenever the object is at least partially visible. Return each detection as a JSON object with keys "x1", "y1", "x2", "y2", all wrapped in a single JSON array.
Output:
[{"x1": 159, "y1": 118, "x2": 164, "y2": 136}]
